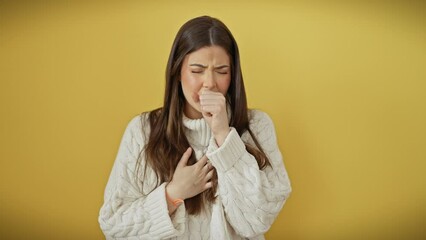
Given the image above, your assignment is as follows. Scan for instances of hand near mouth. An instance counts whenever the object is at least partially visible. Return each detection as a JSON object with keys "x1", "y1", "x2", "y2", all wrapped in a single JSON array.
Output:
[{"x1": 199, "y1": 89, "x2": 230, "y2": 146}]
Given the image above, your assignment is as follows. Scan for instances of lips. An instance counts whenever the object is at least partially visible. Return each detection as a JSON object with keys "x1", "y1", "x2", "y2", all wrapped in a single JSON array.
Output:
[{"x1": 192, "y1": 92, "x2": 200, "y2": 102}]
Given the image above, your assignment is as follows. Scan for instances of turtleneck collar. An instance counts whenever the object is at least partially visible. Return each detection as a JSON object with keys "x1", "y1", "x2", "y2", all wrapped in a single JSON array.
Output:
[
  {"x1": 181, "y1": 104, "x2": 232, "y2": 151},
  {"x1": 182, "y1": 114, "x2": 212, "y2": 148}
]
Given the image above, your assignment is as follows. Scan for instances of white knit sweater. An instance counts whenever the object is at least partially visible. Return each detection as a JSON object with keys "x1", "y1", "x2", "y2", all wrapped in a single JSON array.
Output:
[{"x1": 98, "y1": 109, "x2": 292, "y2": 239}]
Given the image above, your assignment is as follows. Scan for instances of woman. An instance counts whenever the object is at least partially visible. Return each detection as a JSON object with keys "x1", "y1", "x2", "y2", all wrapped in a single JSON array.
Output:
[{"x1": 99, "y1": 16, "x2": 291, "y2": 239}]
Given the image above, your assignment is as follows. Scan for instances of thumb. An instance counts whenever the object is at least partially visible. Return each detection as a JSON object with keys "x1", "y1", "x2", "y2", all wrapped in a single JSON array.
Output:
[
  {"x1": 177, "y1": 147, "x2": 192, "y2": 168},
  {"x1": 202, "y1": 111, "x2": 213, "y2": 127},
  {"x1": 202, "y1": 109, "x2": 213, "y2": 118}
]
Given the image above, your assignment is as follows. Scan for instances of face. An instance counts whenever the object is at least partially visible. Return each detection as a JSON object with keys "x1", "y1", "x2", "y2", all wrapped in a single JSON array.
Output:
[{"x1": 180, "y1": 45, "x2": 231, "y2": 119}]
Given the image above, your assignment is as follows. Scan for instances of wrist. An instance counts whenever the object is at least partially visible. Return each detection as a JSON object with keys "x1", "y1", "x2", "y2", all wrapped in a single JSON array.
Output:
[
  {"x1": 166, "y1": 182, "x2": 185, "y2": 201},
  {"x1": 214, "y1": 127, "x2": 231, "y2": 146},
  {"x1": 166, "y1": 191, "x2": 184, "y2": 207}
]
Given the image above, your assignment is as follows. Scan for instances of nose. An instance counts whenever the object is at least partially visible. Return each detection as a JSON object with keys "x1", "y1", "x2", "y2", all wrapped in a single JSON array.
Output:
[{"x1": 202, "y1": 71, "x2": 216, "y2": 90}]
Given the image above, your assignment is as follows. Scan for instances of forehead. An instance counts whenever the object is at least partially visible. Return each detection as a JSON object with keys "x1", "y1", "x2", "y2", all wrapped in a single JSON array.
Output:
[{"x1": 185, "y1": 45, "x2": 230, "y2": 64}]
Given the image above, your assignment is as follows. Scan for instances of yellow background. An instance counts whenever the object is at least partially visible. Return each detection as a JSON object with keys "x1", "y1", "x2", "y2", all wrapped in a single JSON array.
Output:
[{"x1": 1, "y1": 1, "x2": 425, "y2": 239}]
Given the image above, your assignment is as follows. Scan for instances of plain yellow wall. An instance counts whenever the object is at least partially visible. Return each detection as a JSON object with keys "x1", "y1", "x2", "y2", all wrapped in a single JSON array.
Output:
[{"x1": 1, "y1": 1, "x2": 425, "y2": 239}]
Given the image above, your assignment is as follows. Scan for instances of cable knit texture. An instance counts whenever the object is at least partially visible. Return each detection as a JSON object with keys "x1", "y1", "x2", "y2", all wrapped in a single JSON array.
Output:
[{"x1": 98, "y1": 109, "x2": 292, "y2": 239}]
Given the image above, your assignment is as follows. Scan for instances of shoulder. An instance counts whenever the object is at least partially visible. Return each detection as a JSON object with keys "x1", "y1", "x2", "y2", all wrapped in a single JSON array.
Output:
[
  {"x1": 121, "y1": 111, "x2": 154, "y2": 147},
  {"x1": 248, "y1": 109, "x2": 275, "y2": 130},
  {"x1": 125, "y1": 113, "x2": 145, "y2": 135},
  {"x1": 246, "y1": 109, "x2": 278, "y2": 145},
  {"x1": 127, "y1": 108, "x2": 160, "y2": 130}
]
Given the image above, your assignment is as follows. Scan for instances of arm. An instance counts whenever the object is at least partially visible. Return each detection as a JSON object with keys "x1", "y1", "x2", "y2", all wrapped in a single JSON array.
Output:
[
  {"x1": 98, "y1": 115, "x2": 186, "y2": 239},
  {"x1": 206, "y1": 110, "x2": 292, "y2": 238}
]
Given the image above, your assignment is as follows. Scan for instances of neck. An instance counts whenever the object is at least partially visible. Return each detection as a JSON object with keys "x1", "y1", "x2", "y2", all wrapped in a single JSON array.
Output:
[{"x1": 184, "y1": 103, "x2": 203, "y2": 119}]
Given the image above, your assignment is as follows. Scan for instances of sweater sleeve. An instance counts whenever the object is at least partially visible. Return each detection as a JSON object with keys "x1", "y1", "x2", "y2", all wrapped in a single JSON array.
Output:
[
  {"x1": 206, "y1": 110, "x2": 292, "y2": 238},
  {"x1": 98, "y1": 115, "x2": 186, "y2": 239}
]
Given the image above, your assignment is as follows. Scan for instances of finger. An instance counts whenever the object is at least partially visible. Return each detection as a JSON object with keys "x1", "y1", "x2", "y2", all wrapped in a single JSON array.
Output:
[
  {"x1": 205, "y1": 169, "x2": 214, "y2": 180},
  {"x1": 200, "y1": 104, "x2": 223, "y2": 113},
  {"x1": 201, "y1": 92, "x2": 225, "y2": 100},
  {"x1": 202, "y1": 111, "x2": 213, "y2": 118},
  {"x1": 204, "y1": 181, "x2": 213, "y2": 190},
  {"x1": 200, "y1": 90, "x2": 223, "y2": 98},
  {"x1": 202, "y1": 161, "x2": 212, "y2": 173},
  {"x1": 177, "y1": 147, "x2": 192, "y2": 168},
  {"x1": 200, "y1": 99, "x2": 221, "y2": 105},
  {"x1": 200, "y1": 96, "x2": 223, "y2": 103},
  {"x1": 196, "y1": 155, "x2": 208, "y2": 167},
  {"x1": 200, "y1": 99, "x2": 225, "y2": 107},
  {"x1": 201, "y1": 105, "x2": 221, "y2": 114},
  {"x1": 200, "y1": 89, "x2": 216, "y2": 95}
]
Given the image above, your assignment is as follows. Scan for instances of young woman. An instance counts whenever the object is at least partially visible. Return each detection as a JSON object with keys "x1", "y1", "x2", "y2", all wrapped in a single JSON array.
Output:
[{"x1": 99, "y1": 16, "x2": 292, "y2": 239}]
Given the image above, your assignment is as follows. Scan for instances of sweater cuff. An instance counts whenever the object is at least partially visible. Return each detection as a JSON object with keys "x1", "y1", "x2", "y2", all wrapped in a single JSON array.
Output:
[
  {"x1": 143, "y1": 182, "x2": 184, "y2": 238},
  {"x1": 170, "y1": 199, "x2": 187, "y2": 232},
  {"x1": 206, "y1": 127, "x2": 245, "y2": 172}
]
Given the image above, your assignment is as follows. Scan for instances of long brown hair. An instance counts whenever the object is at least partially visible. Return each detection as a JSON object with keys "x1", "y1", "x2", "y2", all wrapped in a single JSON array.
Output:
[{"x1": 135, "y1": 16, "x2": 270, "y2": 215}]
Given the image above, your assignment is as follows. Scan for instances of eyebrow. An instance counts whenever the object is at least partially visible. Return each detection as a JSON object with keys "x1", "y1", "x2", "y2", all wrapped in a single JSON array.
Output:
[{"x1": 189, "y1": 63, "x2": 230, "y2": 69}]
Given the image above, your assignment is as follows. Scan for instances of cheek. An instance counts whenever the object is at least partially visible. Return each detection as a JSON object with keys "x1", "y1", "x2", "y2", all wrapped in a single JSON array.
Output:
[
  {"x1": 218, "y1": 76, "x2": 231, "y2": 94},
  {"x1": 182, "y1": 75, "x2": 201, "y2": 92},
  {"x1": 181, "y1": 74, "x2": 203, "y2": 102}
]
